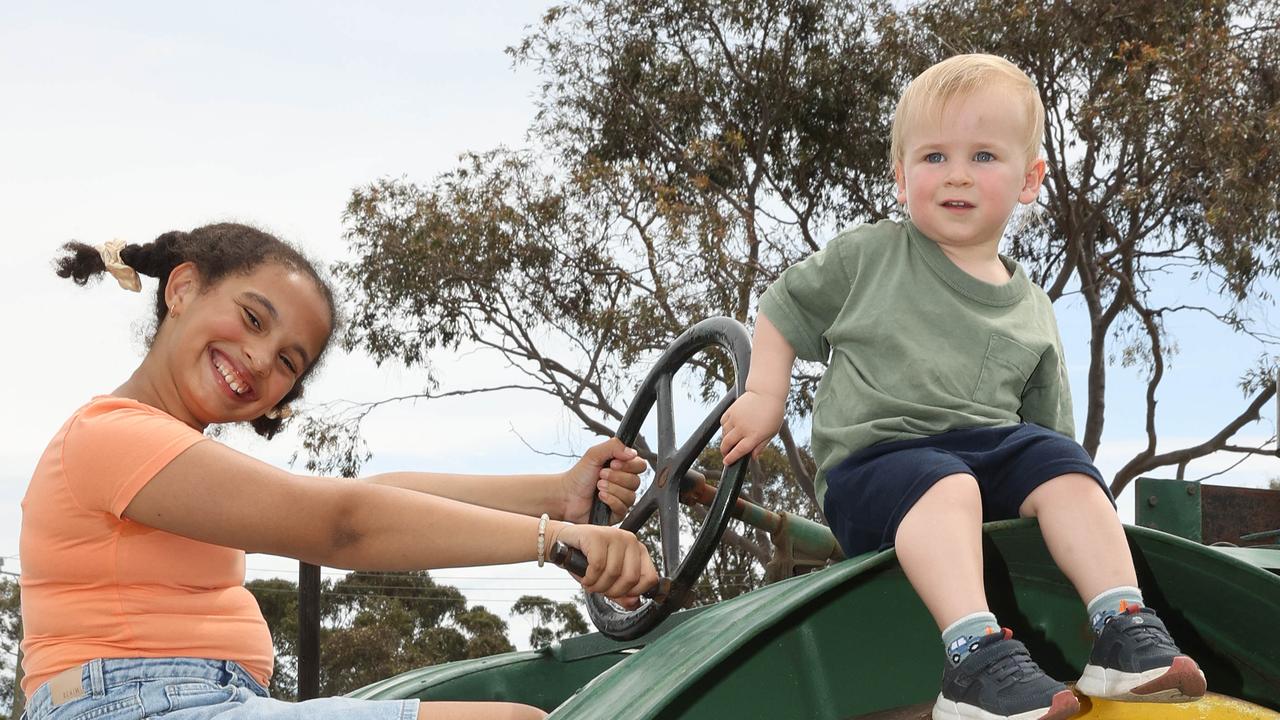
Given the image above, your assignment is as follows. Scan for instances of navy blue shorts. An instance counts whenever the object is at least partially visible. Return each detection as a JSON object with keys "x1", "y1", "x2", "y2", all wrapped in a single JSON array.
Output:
[{"x1": 822, "y1": 423, "x2": 1111, "y2": 558}]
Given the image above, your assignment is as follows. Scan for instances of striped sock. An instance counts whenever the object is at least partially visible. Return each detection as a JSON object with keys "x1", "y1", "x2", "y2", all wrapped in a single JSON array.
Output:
[
  {"x1": 1087, "y1": 586, "x2": 1144, "y2": 635},
  {"x1": 942, "y1": 611, "x2": 1000, "y2": 666}
]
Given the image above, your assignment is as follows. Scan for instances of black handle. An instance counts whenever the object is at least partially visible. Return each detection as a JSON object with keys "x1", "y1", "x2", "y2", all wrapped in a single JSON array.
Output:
[
  {"x1": 548, "y1": 541, "x2": 672, "y2": 603},
  {"x1": 549, "y1": 539, "x2": 591, "y2": 576}
]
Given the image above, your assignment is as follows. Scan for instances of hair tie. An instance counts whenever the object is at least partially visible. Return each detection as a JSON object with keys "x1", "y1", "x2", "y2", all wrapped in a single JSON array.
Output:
[{"x1": 96, "y1": 240, "x2": 142, "y2": 292}]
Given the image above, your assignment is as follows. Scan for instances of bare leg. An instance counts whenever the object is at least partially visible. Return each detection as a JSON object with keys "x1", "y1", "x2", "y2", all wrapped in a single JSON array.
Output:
[
  {"x1": 895, "y1": 473, "x2": 987, "y2": 630},
  {"x1": 1019, "y1": 473, "x2": 1137, "y2": 602},
  {"x1": 418, "y1": 701, "x2": 548, "y2": 720}
]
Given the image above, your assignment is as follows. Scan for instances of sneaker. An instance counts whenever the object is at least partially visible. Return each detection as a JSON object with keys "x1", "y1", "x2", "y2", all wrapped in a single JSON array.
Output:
[
  {"x1": 933, "y1": 629, "x2": 1081, "y2": 720},
  {"x1": 1077, "y1": 605, "x2": 1207, "y2": 702}
]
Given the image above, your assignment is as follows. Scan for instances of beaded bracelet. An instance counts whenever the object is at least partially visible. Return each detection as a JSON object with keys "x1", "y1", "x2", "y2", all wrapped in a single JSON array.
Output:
[{"x1": 536, "y1": 513, "x2": 550, "y2": 567}]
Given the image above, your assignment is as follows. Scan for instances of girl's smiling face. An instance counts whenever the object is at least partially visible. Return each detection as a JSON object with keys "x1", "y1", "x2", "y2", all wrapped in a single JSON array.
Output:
[{"x1": 159, "y1": 261, "x2": 332, "y2": 429}]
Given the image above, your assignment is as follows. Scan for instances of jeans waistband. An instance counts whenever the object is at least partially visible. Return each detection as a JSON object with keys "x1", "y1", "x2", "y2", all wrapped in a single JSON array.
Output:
[{"x1": 25, "y1": 657, "x2": 268, "y2": 720}]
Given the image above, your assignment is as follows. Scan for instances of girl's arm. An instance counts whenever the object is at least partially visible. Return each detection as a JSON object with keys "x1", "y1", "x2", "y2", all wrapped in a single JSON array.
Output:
[
  {"x1": 364, "y1": 437, "x2": 646, "y2": 523},
  {"x1": 123, "y1": 440, "x2": 656, "y2": 599}
]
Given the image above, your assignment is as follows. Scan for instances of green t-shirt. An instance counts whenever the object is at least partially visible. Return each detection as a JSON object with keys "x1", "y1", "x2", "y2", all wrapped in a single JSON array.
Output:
[{"x1": 759, "y1": 219, "x2": 1074, "y2": 508}]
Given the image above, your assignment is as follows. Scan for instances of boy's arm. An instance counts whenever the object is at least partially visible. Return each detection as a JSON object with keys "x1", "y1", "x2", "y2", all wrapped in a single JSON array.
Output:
[{"x1": 720, "y1": 312, "x2": 797, "y2": 465}]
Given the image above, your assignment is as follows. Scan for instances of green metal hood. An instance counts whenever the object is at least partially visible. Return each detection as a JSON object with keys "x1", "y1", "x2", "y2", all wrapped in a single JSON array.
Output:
[{"x1": 354, "y1": 520, "x2": 1280, "y2": 717}]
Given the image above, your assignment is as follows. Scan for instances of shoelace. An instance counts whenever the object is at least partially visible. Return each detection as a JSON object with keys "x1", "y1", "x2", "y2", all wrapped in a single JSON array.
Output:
[
  {"x1": 986, "y1": 644, "x2": 1041, "y2": 684},
  {"x1": 1123, "y1": 621, "x2": 1179, "y2": 652}
]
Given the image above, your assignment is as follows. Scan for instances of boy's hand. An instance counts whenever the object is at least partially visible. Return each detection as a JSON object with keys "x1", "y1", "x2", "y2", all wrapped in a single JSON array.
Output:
[
  {"x1": 560, "y1": 438, "x2": 647, "y2": 524},
  {"x1": 552, "y1": 522, "x2": 658, "y2": 608},
  {"x1": 719, "y1": 390, "x2": 786, "y2": 466}
]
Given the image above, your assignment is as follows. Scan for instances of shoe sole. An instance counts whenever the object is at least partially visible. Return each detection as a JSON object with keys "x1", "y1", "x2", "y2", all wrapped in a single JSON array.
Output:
[
  {"x1": 931, "y1": 689, "x2": 1079, "y2": 720},
  {"x1": 1077, "y1": 655, "x2": 1207, "y2": 702}
]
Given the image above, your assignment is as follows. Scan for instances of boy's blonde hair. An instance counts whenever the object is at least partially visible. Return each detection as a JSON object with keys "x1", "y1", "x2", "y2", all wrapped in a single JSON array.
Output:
[{"x1": 890, "y1": 54, "x2": 1045, "y2": 166}]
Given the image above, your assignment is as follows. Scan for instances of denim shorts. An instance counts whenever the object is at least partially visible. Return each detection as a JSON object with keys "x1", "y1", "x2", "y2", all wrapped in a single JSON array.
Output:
[
  {"x1": 823, "y1": 423, "x2": 1111, "y2": 557},
  {"x1": 22, "y1": 658, "x2": 419, "y2": 720}
]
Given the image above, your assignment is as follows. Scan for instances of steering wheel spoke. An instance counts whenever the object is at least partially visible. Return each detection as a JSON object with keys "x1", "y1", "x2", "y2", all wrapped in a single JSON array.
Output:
[
  {"x1": 655, "y1": 371, "x2": 677, "y2": 463},
  {"x1": 619, "y1": 489, "x2": 659, "y2": 534},
  {"x1": 672, "y1": 392, "x2": 736, "y2": 474},
  {"x1": 657, "y1": 488, "x2": 683, "y2": 577}
]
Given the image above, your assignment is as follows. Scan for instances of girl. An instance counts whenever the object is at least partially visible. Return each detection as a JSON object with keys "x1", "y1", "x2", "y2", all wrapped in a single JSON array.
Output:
[{"x1": 20, "y1": 223, "x2": 657, "y2": 720}]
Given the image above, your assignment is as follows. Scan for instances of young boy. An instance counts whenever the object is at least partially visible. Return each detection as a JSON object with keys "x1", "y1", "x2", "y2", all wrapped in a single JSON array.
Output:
[{"x1": 719, "y1": 54, "x2": 1206, "y2": 720}]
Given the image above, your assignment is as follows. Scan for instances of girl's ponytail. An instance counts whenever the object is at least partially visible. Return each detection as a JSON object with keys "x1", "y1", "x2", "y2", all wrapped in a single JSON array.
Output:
[
  {"x1": 120, "y1": 231, "x2": 185, "y2": 281},
  {"x1": 53, "y1": 242, "x2": 109, "y2": 285}
]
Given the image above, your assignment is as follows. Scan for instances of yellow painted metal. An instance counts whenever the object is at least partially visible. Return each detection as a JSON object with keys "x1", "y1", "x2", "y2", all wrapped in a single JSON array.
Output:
[{"x1": 1076, "y1": 693, "x2": 1280, "y2": 719}]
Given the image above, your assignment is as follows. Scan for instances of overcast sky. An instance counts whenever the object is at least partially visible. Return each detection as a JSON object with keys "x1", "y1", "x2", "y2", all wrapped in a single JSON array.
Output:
[{"x1": 2, "y1": 1, "x2": 1277, "y2": 654}]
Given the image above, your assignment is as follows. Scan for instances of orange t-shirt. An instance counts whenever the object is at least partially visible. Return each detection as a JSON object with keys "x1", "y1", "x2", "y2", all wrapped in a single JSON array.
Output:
[{"x1": 19, "y1": 396, "x2": 274, "y2": 696}]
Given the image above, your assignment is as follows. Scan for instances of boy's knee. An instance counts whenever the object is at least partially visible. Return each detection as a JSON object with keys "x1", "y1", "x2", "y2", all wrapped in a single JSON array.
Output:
[
  {"x1": 1019, "y1": 472, "x2": 1107, "y2": 517},
  {"x1": 928, "y1": 472, "x2": 981, "y2": 505},
  {"x1": 902, "y1": 473, "x2": 981, "y2": 525}
]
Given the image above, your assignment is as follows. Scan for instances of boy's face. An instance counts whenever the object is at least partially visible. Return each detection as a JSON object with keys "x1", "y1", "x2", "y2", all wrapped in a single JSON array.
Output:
[{"x1": 894, "y1": 86, "x2": 1045, "y2": 254}]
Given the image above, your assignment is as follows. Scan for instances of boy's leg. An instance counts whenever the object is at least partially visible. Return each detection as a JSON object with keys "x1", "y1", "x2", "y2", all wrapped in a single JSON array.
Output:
[
  {"x1": 1016, "y1": 473, "x2": 1136, "y2": 602},
  {"x1": 898, "y1": 473, "x2": 1078, "y2": 720},
  {"x1": 895, "y1": 473, "x2": 987, "y2": 629},
  {"x1": 1019, "y1": 472, "x2": 1206, "y2": 702}
]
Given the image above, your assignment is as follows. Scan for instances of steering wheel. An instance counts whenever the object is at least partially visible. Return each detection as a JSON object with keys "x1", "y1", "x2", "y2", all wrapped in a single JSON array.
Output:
[{"x1": 570, "y1": 317, "x2": 753, "y2": 640}]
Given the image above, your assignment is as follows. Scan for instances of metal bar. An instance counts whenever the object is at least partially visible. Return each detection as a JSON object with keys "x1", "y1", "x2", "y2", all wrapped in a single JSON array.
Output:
[{"x1": 679, "y1": 475, "x2": 782, "y2": 534}]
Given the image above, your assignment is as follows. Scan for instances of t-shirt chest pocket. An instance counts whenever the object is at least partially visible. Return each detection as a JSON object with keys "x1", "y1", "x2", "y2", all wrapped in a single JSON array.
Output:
[{"x1": 972, "y1": 334, "x2": 1042, "y2": 408}]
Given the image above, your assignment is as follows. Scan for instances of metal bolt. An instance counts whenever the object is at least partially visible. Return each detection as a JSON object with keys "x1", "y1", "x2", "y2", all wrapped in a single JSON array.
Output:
[{"x1": 1147, "y1": 495, "x2": 1159, "y2": 507}]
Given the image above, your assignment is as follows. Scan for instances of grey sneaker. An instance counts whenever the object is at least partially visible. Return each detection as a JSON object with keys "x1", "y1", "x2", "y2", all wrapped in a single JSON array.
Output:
[
  {"x1": 933, "y1": 629, "x2": 1080, "y2": 720},
  {"x1": 1076, "y1": 605, "x2": 1206, "y2": 702}
]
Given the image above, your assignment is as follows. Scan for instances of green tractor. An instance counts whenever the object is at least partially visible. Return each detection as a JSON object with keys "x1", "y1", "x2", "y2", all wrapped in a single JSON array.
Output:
[{"x1": 351, "y1": 318, "x2": 1280, "y2": 719}]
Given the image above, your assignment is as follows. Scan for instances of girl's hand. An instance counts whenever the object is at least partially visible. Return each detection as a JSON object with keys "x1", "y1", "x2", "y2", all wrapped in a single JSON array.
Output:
[
  {"x1": 560, "y1": 438, "x2": 647, "y2": 524},
  {"x1": 551, "y1": 522, "x2": 657, "y2": 606},
  {"x1": 719, "y1": 390, "x2": 786, "y2": 466}
]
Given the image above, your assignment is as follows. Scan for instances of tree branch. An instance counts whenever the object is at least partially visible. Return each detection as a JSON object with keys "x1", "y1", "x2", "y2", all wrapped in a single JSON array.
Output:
[{"x1": 1111, "y1": 380, "x2": 1277, "y2": 494}]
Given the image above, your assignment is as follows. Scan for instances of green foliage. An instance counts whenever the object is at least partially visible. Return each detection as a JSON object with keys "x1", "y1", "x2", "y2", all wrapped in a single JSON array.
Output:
[
  {"x1": 247, "y1": 571, "x2": 514, "y2": 699},
  {"x1": 512, "y1": 595, "x2": 589, "y2": 649},
  {"x1": 311, "y1": 0, "x2": 1280, "y2": 602},
  {"x1": 0, "y1": 577, "x2": 20, "y2": 718}
]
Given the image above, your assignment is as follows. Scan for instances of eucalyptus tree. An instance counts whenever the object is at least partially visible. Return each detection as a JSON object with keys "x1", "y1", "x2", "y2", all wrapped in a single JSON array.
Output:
[{"x1": 307, "y1": 0, "x2": 1279, "y2": 600}]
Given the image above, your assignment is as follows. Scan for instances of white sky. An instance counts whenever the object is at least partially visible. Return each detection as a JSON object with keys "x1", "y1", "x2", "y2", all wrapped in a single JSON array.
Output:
[{"x1": 1, "y1": 1, "x2": 1278, "y2": 657}]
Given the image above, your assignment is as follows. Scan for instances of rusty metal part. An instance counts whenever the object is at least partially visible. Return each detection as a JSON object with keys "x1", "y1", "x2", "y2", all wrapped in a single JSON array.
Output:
[
  {"x1": 680, "y1": 474, "x2": 844, "y2": 580},
  {"x1": 1138, "y1": 478, "x2": 1280, "y2": 547},
  {"x1": 679, "y1": 473, "x2": 781, "y2": 533},
  {"x1": 1202, "y1": 484, "x2": 1280, "y2": 547}
]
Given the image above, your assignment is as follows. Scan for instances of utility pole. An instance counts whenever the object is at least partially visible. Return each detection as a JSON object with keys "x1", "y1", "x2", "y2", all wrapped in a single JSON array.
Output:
[{"x1": 298, "y1": 562, "x2": 320, "y2": 699}]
